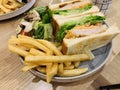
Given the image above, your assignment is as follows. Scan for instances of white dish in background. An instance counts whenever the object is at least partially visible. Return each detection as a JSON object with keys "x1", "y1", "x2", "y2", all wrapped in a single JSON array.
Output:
[{"x1": 0, "y1": 0, "x2": 36, "y2": 21}]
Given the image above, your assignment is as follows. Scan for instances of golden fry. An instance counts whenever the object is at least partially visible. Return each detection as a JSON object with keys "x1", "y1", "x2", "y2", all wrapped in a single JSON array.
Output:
[
  {"x1": 18, "y1": 38, "x2": 53, "y2": 55},
  {"x1": 46, "y1": 63, "x2": 52, "y2": 73},
  {"x1": 37, "y1": 40, "x2": 62, "y2": 55},
  {"x1": 47, "y1": 63, "x2": 58, "y2": 83},
  {"x1": 2, "y1": 0, "x2": 18, "y2": 9},
  {"x1": 25, "y1": 54, "x2": 90, "y2": 63},
  {"x1": 29, "y1": 48, "x2": 46, "y2": 56},
  {"x1": 36, "y1": 66, "x2": 46, "y2": 73},
  {"x1": 8, "y1": 38, "x2": 20, "y2": 45},
  {"x1": 64, "y1": 64, "x2": 74, "y2": 70},
  {"x1": 58, "y1": 63, "x2": 64, "y2": 74},
  {"x1": 64, "y1": 62, "x2": 72, "y2": 67},
  {"x1": 0, "y1": 4, "x2": 11, "y2": 13},
  {"x1": 73, "y1": 61, "x2": 80, "y2": 68},
  {"x1": 25, "y1": 62, "x2": 52, "y2": 66},
  {"x1": 0, "y1": 8, "x2": 4, "y2": 14},
  {"x1": 58, "y1": 68, "x2": 88, "y2": 77},
  {"x1": 84, "y1": 47, "x2": 94, "y2": 60},
  {"x1": 21, "y1": 44, "x2": 36, "y2": 49},
  {"x1": 22, "y1": 64, "x2": 38, "y2": 72},
  {"x1": 46, "y1": 63, "x2": 53, "y2": 83},
  {"x1": 8, "y1": 44, "x2": 28, "y2": 57},
  {"x1": 17, "y1": 45, "x2": 30, "y2": 51},
  {"x1": 18, "y1": 35, "x2": 33, "y2": 39}
]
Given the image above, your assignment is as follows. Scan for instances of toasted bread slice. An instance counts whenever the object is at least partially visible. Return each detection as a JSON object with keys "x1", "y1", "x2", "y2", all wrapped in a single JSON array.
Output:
[
  {"x1": 48, "y1": 0, "x2": 92, "y2": 10},
  {"x1": 52, "y1": 6, "x2": 99, "y2": 19},
  {"x1": 62, "y1": 24, "x2": 120, "y2": 55}
]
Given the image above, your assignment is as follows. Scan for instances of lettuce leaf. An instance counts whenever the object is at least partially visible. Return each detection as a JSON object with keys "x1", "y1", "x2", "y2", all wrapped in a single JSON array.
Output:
[
  {"x1": 34, "y1": 22, "x2": 44, "y2": 39},
  {"x1": 33, "y1": 21, "x2": 53, "y2": 40},
  {"x1": 44, "y1": 24, "x2": 54, "y2": 40},
  {"x1": 51, "y1": 4, "x2": 92, "y2": 15},
  {"x1": 33, "y1": 6, "x2": 52, "y2": 23}
]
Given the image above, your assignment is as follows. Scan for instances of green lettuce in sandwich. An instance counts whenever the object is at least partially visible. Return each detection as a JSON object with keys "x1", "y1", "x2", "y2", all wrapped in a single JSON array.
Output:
[{"x1": 52, "y1": 12, "x2": 105, "y2": 42}]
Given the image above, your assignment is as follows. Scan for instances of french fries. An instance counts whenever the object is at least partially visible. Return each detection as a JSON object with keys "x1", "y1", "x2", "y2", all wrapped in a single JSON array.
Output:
[
  {"x1": 64, "y1": 62, "x2": 72, "y2": 67},
  {"x1": 8, "y1": 35, "x2": 94, "y2": 83},
  {"x1": 37, "y1": 39, "x2": 62, "y2": 55},
  {"x1": 64, "y1": 64, "x2": 74, "y2": 70},
  {"x1": 58, "y1": 63, "x2": 64, "y2": 74},
  {"x1": 58, "y1": 68, "x2": 88, "y2": 77},
  {"x1": 25, "y1": 54, "x2": 89, "y2": 63},
  {"x1": 18, "y1": 38, "x2": 53, "y2": 55},
  {"x1": 29, "y1": 48, "x2": 46, "y2": 56},
  {"x1": 0, "y1": 0, "x2": 23, "y2": 15},
  {"x1": 84, "y1": 47, "x2": 94, "y2": 60},
  {"x1": 47, "y1": 63, "x2": 58, "y2": 83},
  {"x1": 22, "y1": 64, "x2": 38, "y2": 72},
  {"x1": 73, "y1": 61, "x2": 80, "y2": 68},
  {"x1": 8, "y1": 44, "x2": 28, "y2": 57},
  {"x1": 36, "y1": 66, "x2": 46, "y2": 73}
]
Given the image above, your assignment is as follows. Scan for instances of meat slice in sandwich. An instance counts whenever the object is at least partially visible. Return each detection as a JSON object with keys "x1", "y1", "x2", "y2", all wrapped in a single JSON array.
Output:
[
  {"x1": 65, "y1": 25, "x2": 107, "y2": 39},
  {"x1": 62, "y1": 24, "x2": 120, "y2": 55},
  {"x1": 53, "y1": 12, "x2": 105, "y2": 42}
]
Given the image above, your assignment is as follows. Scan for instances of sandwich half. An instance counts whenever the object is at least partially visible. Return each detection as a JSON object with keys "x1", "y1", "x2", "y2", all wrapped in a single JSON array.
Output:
[
  {"x1": 50, "y1": 0, "x2": 100, "y2": 36},
  {"x1": 62, "y1": 24, "x2": 120, "y2": 54},
  {"x1": 53, "y1": 12, "x2": 105, "y2": 42}
]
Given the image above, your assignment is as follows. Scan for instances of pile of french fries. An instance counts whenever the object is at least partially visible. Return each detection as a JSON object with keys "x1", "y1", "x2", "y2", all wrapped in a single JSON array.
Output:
[
  {"x1": 0, "y1": 0, "x2": 23, "y2": 15},
  {"x1": 8, "y1": 35, "x2": 94, "y2": 83}
]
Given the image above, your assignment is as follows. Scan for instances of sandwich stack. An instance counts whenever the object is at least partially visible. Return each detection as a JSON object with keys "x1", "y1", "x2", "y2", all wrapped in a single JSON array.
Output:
[{"x1": 48, "y1": 0, "x2": 120, "y2": 55}]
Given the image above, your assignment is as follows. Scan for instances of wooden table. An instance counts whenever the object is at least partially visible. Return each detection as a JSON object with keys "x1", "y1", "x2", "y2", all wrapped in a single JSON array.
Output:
[{"x1": 0, "y1": 0, "x2": 120, "y2": 90}]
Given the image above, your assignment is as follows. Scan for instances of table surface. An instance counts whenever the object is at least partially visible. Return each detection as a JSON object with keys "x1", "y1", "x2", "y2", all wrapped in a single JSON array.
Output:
[{"x1": 0, "y1": 0, "x2": 120, "y2": 90}]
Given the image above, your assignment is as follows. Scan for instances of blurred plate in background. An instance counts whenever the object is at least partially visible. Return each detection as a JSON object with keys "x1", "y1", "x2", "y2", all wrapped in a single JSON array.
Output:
[{"x1": 0, "y1": 0, "x2": 36, "y2": 21}]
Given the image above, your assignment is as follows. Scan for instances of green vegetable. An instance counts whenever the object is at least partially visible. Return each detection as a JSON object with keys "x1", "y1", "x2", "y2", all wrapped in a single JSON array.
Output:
[
  {"x1": 33, "y1": 21, "x2": 53, "y2": 40},
  {"x1": 57, "y1": 15, "x2": 105, "y2": 42},
  {"x1": 42, "y1": 13, "x2": 51, "y2": 23},
  {"x1": 33, "y1": 6, "x2": 52, "y2": 23},
  {"x1": 44, "y1": 24, "x2": 53, "y2": 40},
  {"x1": 33, "y1": 6, "x2": 47, "y2": 16},
  {"x1": 51, "y1": 4, "x2": 92, "y2": 15},
  {"x1": 33, "y1": 21, "x2": 41, "y2": 30},
  {"x1": 34, "y1": 22, "x2": 44, "y2": 39}
]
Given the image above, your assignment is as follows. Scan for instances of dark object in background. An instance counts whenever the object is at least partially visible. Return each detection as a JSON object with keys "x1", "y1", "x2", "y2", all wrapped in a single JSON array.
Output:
[
  {"x1": 99, "y1": 84, "x2": 120, "y2": 90},
  {"x1": 92, "y1": 0, "x2": 112, "y2": 14},
  {"x1": 22, "y1": 0, "x2": 28, "y2": 3},
  {"x1": 17, "y1": 0, "x2": 28, "y2": 3}
]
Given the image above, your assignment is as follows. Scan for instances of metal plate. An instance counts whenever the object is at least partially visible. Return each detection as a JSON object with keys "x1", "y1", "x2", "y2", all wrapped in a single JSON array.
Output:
[
  {"x1": 20, "y1": 42, "x2": 112, "y2": 82},
  {"x1": 0, "y1": 0, "x2": 36, "y2": 21}
]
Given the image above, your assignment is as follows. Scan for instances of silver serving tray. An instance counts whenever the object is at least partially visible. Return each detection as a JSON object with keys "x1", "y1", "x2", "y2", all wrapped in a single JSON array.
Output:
[
  {"x1": 20, "y1": 42, "x2": 112, "y2": 82},
  {"x1": 0, "y1": 0, "x2": 36, "y2": 20}
]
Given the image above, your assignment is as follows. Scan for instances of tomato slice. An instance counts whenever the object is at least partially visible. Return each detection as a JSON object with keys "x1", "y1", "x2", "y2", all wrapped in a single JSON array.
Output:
[{"x1": 20, "y1": 29, "x2": 29, "y2": 36}]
